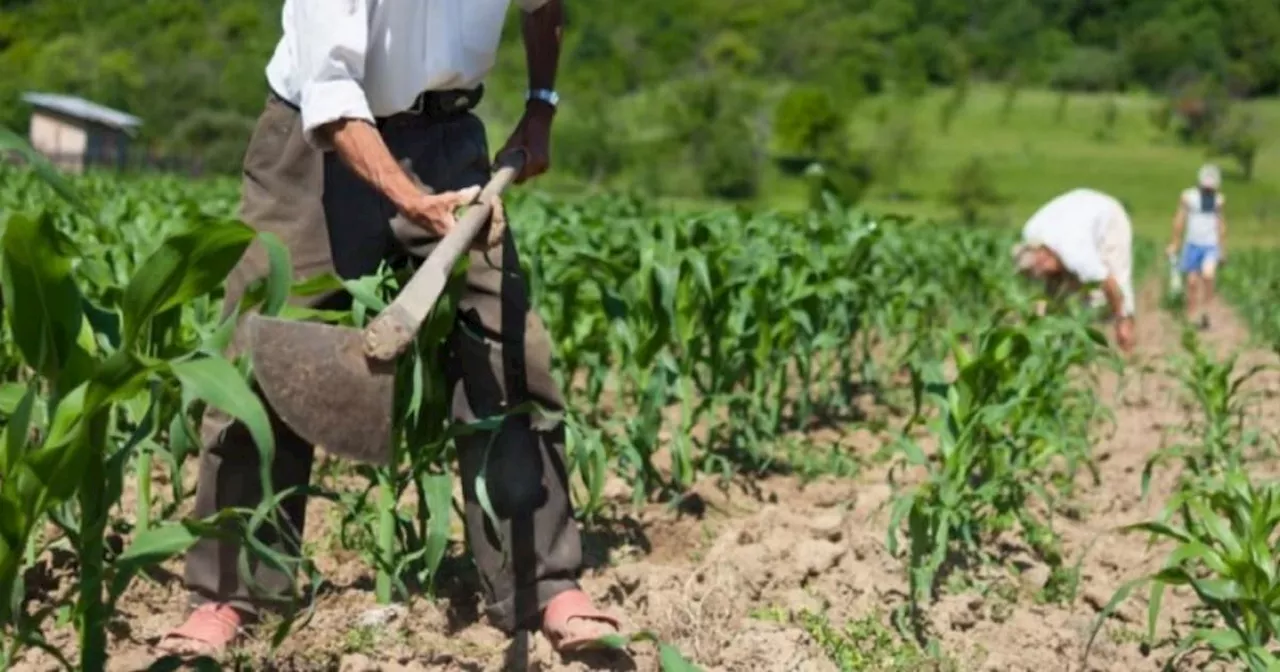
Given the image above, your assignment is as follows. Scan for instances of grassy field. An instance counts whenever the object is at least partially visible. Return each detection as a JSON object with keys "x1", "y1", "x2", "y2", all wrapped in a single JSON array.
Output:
[{"x1": 848, "y1": 86, "x2": 1280, "y2": 245}]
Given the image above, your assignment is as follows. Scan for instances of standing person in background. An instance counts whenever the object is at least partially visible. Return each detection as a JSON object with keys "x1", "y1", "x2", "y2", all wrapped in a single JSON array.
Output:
[
  {"x1": 156, "y1": 0, "x2": 623, "y2": 659},
  {"x1": 1012, "y1": 187, "x2": 1136, "y2": 353},
  {"x1": 1167, "y1": 164, "x2": 1227, "y2": 330}
]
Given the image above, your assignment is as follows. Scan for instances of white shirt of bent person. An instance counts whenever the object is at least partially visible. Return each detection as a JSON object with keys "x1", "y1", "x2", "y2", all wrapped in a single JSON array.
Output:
[
  {"x1": 264, "y1": 0, "x2": 552, "y2": 149},
  {"x1": 1022, "y1": 188, "x2": 1135, "y2": 318}
]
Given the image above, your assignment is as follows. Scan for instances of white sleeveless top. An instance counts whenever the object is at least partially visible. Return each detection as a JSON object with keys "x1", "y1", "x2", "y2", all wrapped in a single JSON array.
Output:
[{"x1": 1181, "y1": 187, "x2": 1224, "y2": 247}]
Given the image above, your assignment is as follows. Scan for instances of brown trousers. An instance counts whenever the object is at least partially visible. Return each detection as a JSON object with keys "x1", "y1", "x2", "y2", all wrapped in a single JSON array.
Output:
[{"x1": 184, "y1": 94, "x2": 582, "y2": 632}]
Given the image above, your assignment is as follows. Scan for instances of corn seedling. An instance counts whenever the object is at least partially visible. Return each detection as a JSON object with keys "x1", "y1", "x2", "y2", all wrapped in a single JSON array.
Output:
[
  {"x1": 1087, "y1": 468, "x2": 1280, "y2": 670},
  {"x1": 1217, "y1": 249, "x2": 1280, "y2": 350},
  {"x1": 0, "y1": 137, "x2": 1066, "y2": 669},
  {"x1": 887, "y1": 307, "x2": 1111, "y2": 640},
  {"x1": 0, "y1": 163, "x2": 295, "y2": 670},
  {"x1": 1142, "y1": 329, "x2": 1271, "y2": 503}
]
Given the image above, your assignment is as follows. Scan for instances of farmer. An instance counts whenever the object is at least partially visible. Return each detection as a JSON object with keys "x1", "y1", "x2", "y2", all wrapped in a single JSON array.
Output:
[
  {"x1": 1011, "y1": 188, "x2": 1136, "y2": 353},
  {"x1": 1167, "y1": 164, "x2": 1227, "y2": 330},
  {"x1": 158, "y1": 0, "x2": 621, "y2": 657}
]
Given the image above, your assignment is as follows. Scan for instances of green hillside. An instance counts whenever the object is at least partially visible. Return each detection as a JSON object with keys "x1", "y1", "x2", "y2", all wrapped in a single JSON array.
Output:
[{"x1": 845, "y1": 87, "x2": 1280, "y2": 243}]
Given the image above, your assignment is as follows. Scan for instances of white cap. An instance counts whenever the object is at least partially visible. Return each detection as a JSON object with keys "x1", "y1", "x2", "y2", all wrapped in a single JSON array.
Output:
[{"x1": 1198, "y1": 163, "x2": 1221, "y2": 189}]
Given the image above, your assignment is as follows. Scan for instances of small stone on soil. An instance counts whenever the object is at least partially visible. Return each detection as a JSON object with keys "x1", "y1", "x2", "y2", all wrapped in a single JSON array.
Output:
[
  {"x1": 339, "y1": 653, "x2": 377, "y2": 672},
  {"x1": 357, "y1": 604, "x2": 408, "y2": 629},
  {"x1": 1019, "y1": 564, "x2": 1052, "y2": 591}
]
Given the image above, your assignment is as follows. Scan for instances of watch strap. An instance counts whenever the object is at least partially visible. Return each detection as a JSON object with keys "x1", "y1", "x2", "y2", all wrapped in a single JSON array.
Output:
[{"x1": 527, "y1": 88, "x2": 559, "y2": 107}]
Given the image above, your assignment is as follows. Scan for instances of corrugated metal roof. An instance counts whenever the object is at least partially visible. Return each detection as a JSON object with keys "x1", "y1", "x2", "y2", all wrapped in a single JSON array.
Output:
[{"x1": 21, "y1": 92, "x2": 142, "y2": 131}]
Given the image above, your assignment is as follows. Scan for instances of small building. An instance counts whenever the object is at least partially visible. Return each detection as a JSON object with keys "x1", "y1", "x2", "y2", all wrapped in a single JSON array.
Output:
[{"x1": 21, "y1": 92, "x2": 142, "y2": 174}]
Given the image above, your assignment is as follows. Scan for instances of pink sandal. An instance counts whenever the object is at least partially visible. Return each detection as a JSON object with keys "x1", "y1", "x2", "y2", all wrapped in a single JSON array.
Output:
[
  {"x1": 156, "y1": 603, "x2": 244, "y2": 657},
  {"x1": 541, "y1": 589, "x2": 622, "y2": 653}
]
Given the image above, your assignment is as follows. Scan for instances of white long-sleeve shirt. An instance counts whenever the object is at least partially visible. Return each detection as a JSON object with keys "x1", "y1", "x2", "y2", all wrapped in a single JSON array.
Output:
[
  {"x1": 1022, "y1": 188, "x2": 1135, "y2": 316},
  {"x1": 264, "y1": 0, "x2": 550, "y2": 148}
]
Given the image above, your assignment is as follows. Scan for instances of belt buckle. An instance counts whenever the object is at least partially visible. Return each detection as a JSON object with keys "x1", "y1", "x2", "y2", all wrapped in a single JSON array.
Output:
[{"x1": 406, "y1": 93, "x2": 427, "y2": 116}]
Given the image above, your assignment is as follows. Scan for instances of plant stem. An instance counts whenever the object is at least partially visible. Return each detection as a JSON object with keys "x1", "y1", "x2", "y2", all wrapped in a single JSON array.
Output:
[
  {"x1": 77, "y1": 415, "x2": 110, "y2": 672},
  {"x1": 135, "y1": 446, "x2": 151, "y2": 534},
  {"x1": 375, "y1": 468, "x2": 396, "y2": 604}
]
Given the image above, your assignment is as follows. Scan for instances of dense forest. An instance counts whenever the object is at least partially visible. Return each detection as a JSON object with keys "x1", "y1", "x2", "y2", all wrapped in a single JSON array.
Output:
[{"x1": 1, "y1": 0, "x2": 1277, "y2": 191}]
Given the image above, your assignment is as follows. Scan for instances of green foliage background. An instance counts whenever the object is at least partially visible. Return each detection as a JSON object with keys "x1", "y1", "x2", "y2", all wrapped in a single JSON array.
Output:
[
  {"x1": 3, "y1": 0, "x2": 1279, "y2": 167},
  {"x1": 1, "y1": 0, "x2": 1279, "y2": 238}
]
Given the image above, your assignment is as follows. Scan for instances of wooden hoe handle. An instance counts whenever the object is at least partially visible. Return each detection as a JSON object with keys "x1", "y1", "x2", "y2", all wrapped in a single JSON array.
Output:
[{"x1": 361, "y1": 150, "x2": 526, "y2": 361}]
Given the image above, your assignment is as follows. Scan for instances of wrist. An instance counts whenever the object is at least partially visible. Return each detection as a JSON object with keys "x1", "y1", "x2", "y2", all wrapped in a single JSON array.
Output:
[
  {"x1": 526, "y1": 88, "x2": 558, "y2": 115},
  {"x1": 525, "y1": 101, "x2": 556, "y2": 121}
]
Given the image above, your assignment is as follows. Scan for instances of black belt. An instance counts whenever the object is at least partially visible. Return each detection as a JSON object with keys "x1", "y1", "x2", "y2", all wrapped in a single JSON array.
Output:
[
  {"x1": 266, "y1": 85, "x2": 483, "y2": 126},
  {"x1": 376, "y1": 85, "x2": 484, "y2": 127}
]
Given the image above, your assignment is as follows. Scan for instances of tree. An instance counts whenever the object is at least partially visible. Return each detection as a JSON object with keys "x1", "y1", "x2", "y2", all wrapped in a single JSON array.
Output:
[
  {"x1": 772, "y1": 86, "x2": 848, "y2": 161},
  {"x1": 665, "y1": 77, "x2": 763, "y2": 201},
  {"x1": 1210, "y1": 110, "x2": 1263, "y2": 181}
]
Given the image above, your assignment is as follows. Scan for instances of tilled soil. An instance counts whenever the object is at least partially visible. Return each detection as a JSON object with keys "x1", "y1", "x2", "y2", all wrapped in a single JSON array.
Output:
[{"x1": 12, "y1": 279, "x2": 1280, "y2": 672}]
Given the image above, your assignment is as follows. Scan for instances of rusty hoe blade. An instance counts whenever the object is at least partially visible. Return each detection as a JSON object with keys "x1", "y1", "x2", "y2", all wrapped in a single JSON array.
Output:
[
  {"x1": 248, "y1": 316, "x2": 397, "y2": 465},
  {"x1": 244, "y1": 151, "x2": 526, "y2": 466}
]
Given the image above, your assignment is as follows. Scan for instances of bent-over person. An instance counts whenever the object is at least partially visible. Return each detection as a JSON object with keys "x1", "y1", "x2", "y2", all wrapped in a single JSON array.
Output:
[{"x1": 1012, "y1": 187, "x2": 1136, "y2": 352}]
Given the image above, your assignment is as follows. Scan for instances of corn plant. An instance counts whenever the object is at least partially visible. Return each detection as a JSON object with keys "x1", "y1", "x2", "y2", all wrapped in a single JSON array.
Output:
[
  {"x1": 887, "y1": 306, "x2": 1111, "y2": 640},
  {"x1": 0, "y1": 132, "x2": 314, "y2": 670},
  {"x1": 1142, "y1": 329, "x2": 1271, "y2": 503},
  {"x1": 1087, "y1": 468, "x2": 1280, "y2": 670},
  {"x1": 599, "y1": 630, "x2": 704, "y2": 671},
  {"x1": 1218, "y1": 248, "x2": 1280, "y2": 350},
  {"x1": 0, "y1": 209, "x2": 290, "y2": 670},
  {"x1": 333, "y1": 260, "x2": 502, "y2": 605},
  {"x1": 0, "y1": 140, "x2": 1066, "y2": 669}
]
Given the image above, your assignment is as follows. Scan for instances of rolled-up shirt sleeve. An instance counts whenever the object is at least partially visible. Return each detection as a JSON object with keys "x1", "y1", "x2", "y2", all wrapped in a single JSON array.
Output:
[
  {"x1": 516, "y1": 0, "x2": 552, "y2": 11},
  {"x1": 291, "y1": 0, "x2": 374, "y2": 149}
]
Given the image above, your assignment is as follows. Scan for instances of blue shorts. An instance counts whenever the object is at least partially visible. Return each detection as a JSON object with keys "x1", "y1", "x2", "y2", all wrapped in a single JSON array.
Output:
[{"x1": 1179, "y1": 243, "x2": 1219, "y2": 275}]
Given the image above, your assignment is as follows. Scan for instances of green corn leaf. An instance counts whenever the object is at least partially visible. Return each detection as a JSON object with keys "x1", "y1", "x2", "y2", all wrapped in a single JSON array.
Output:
[
  {"x1": 0, "y1": 212, "x2": 86, "y2": 380},
  {"x1": 596, "y1": 630, "x2": 703, "y2": 671},
  {"x1": 1166, "y1": 540, "x2": 1231, "y2": 577},
  {"x1": 885, "y1": 492, "x2": 916, "y2": 557},
  {"x1": 120, "y1": 216, "x2": 256, "y2": 349},
  {"x1": 0, "y1": 383, "x2": 27, "y2": 415},
  {"x1": 1121, "y1": 520, "x2": 1194, "y2": 545},
  {"x1": 1187, "y1": 577, "x2": 1243, "y2": 603},
  {"x1": 80, "y1": 297, "x2": 121, "y2": 351},
  {"x1": 344, "y1": 274, "x2": 389, "y2": 314},
  {"x1": 1187, "y1": 499, "x2": 1245, "y2": 560},
  {"x1": 169, "y1": 356, "x2": 275, "y2": 460},
  {"x1": 0, "y1": 382, "x2": 37, "y2": 475},
  {"x1": 23, "y1": 382, "x2": 91, "y2": 503},
  {"x1": 595, "y1": 633, "x2": 630, "y2": 650},
  {"x1": 1083, "y1": 577, "x2": 1148, "y2": 666},
  {"x1": 1146, "y1": 581, "x2": 1164, "y2": 644},
  {"x1": 1185, "y1": 627, "x2": 1246, "y2": 653},
  {"x1": 258, "y1": 232, "x2": 293, "y2": 316},
  {"x1": 658, "y1": 642, "x2": 704, "y2": 672},
  {"x1": 291, "y1": 271, "x2": 347, "y2": 298},
  {"x1": 106, "y1": 512, "x2": 240, "y2": 610},
  {"x1": 421, "y1": 473, "x2": 452, "y2": 594}
]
